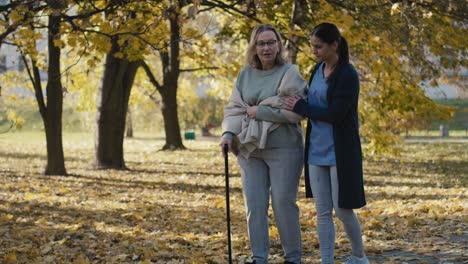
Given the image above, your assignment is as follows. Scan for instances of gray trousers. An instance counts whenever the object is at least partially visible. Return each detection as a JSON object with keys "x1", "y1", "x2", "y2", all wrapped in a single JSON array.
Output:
[
  {"x1": 308, "y1": 165, "x2": 365, "y2": 264},
  {"x1": 237, "y1": 148, "x2": 303, "y2": 264}
]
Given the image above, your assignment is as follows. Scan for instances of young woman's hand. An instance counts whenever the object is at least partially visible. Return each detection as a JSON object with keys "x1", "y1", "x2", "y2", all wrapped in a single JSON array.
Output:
[{"x1": 281, "y1": 95, "x2": 302, "y2": 111}]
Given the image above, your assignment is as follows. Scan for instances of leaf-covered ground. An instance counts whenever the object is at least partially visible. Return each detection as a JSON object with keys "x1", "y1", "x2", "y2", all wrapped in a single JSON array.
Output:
[{"x1": 0, "y1": 132, "x2": 466, "y2": 264}]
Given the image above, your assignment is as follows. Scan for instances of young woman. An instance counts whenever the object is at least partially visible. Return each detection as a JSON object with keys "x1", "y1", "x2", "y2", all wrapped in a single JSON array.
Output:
[
  {"x1": 221, "y1": 24, "x2": 307, "y2": 264},
  {"x1": 282, "y1": 22, "x2": 369, "y2": 264}
]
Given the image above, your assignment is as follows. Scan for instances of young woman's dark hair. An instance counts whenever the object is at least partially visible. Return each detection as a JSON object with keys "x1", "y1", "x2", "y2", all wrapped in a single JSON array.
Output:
[{"x1": 311, "y1": 22, "x2": 349, "y2": 66}]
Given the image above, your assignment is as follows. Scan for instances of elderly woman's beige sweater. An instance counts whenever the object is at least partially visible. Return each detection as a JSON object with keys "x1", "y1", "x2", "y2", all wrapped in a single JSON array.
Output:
[{"x1": 222, "y1": 63, "x2": 307, "y2": 158}]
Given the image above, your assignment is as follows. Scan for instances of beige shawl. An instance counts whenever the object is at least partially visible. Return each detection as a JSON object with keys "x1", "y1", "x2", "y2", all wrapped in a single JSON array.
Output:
[{"x1": 222, "y1": 64, "x2": 307, "y2": 158}]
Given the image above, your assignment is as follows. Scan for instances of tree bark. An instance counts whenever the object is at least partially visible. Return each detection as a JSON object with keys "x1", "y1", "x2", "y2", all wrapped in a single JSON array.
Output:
[
  {"x1": 159, "y1": 6, "x2": 185, "y2": 150},
  {"x1": 126, "y1": 107, "x2": 133, "y2": 138},
  {"x1": 141, "y1": 59, "x2": 185, "y2": 150},
  {"x1": 43, "y1": 12, "x2": 66, "y2": 175},
  {"x1": 160, "y1": 82, "x2": 184, "y2": 150},
  {"x1": 95, "y1": 37, "x2": 140, "y2": 169},
  {"x1": 286, "y1": 0, "x2": 309, "y2": 64}
]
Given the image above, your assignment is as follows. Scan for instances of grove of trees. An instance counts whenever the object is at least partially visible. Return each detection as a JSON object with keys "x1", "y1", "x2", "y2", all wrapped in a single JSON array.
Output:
[{"x1": 1, "y1": 0, "x2": 466, "y2": 175}]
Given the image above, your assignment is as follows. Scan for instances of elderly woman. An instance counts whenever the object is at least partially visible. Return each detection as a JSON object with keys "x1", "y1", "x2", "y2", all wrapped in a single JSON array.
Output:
[{"x1": 220, "y1": 24, "x2": 307, "y2": 264}]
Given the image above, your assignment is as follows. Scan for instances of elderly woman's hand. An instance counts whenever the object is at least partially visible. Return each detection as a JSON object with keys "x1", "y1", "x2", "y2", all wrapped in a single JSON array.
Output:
[
  {"x1": 219, "y1": 137, "x2": 233, "y2": 157},
  {"x1": 246, "y1": 106, "x2": 258, "y2": 119},
  {"x1": 281, "y1": 95, "x2": 302, "y2": 111}
]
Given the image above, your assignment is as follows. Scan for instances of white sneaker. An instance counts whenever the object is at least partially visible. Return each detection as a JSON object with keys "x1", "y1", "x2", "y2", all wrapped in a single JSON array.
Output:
[{"x1": 345, "y1": 255, "x2": 369, "y2": 264}]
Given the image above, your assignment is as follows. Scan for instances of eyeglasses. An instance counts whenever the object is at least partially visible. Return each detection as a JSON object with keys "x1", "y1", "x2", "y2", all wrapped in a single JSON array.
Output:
[{"x1": 256, "y1": 40, "x2": 278, "y2": 48}]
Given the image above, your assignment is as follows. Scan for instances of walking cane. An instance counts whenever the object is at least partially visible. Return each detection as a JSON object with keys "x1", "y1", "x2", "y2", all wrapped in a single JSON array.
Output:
[{"x1": 223, "y1": 144, "x2": 233, "y2": 264}]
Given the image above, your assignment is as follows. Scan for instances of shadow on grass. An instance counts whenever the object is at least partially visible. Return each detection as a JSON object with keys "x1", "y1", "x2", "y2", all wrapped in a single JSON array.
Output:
[
  {"x1": 365, "y1": 158, "x2": 467, "y2": 186},
  {"x1": 0, "y1": 150, "x2": 91, "y2": 164},
  {"x1": 365, "y1": 188, "x2": 465, "y2": 200},
  {"x1": 125, "y1": 136, "x2": 166, "y2": 141},
  {"x1": 0, "y1": 169, "x2": 243, "y2": 196},
  {"x1": 130, "y1": 167, "x2": 240, "y2": 178},
  {"x1": 364, "y1": 179, "x2": 462, "y2": 190}
]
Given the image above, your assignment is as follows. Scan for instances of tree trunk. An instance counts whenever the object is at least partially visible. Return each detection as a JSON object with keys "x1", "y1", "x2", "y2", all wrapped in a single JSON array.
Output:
[
  {"x1": 160, "y1": 7, "x2": 185, "y2": 150},
  {"x1": 95, "y1": 38, "x2": 140, "y2": 169},
  {"x1": 286, "y1": 0, "x2": 309, "y2": 64},
  {"x1": 44, "y1": 12, "x2": 66, "y2": 175},
  {"x1": 126, "y1": 107, "x2": 133, "y2": 138},
  {"x1": 161, "y1": 84, "x2": 184, "y2": 150}
]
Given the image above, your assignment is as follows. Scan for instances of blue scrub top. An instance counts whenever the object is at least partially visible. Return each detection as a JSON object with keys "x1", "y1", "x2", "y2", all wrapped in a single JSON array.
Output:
[{"x1": 307, "y1": 63, "x2": 336, "y2": 166}]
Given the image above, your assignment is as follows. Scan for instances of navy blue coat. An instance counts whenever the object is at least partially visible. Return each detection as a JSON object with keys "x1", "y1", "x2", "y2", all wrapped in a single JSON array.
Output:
[{"x1": 293, "y1": 62, "x2": 366, "y2": 209}]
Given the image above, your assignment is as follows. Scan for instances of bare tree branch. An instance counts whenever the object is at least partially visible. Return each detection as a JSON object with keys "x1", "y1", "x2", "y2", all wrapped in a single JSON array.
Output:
[
  {"x1": 135, "y1": 84, "x2": 160, "y2": 105},
  {"x1": 141, "y1": 60, "x2": 163, "y2": 93},
  {"x1": 180, "y1": 66, "x2": 219, "y2": 73}
]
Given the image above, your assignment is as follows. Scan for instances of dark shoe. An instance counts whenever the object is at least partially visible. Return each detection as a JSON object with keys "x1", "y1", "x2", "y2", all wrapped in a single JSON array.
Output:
[
  {"x1": 284, "y1": 261, "x2": 300, "y2": 264},
  {"x1": 245, "y1": 260, "x2": 256, "y2": 264}
]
